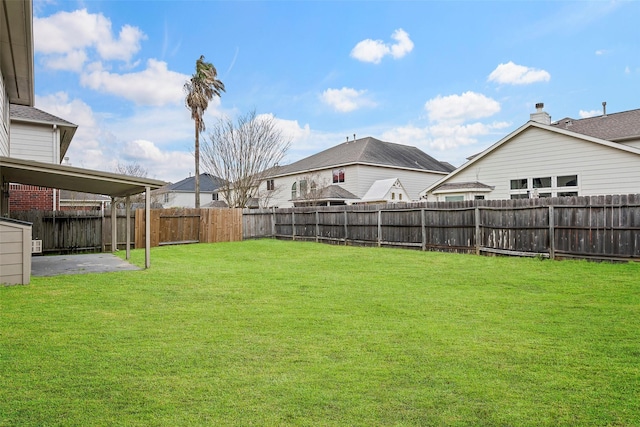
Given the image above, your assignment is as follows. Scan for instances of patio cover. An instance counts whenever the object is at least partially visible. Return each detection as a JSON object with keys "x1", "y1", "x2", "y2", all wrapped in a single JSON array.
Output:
[{"x1": 1, "y1": 156, "x2": 166, "y2": 268}]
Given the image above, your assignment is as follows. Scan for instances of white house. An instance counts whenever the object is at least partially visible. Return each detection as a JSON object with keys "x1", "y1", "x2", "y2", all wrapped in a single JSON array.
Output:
[
  {"x1": 422, "y1": 103, "x2": 640, "y2": 201},
  {"x1": 155, "y1": 173, "x2": 225, "y2": 208},
  {"x1": 257, "y1": 136, "x2": 454, "y2": 208}
]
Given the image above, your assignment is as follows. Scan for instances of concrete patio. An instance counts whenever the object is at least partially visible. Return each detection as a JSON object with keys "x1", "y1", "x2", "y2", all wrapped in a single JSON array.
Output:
[{"x1": 31, "y1": 253, "x2": 140, "y2": 277}]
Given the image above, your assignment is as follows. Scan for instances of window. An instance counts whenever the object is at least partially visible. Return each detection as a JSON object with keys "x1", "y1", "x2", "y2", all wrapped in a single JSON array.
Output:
[
  {"x1": 299, "y1": 180, "x2": 308, "y2": 197},
  {"x1": 445, "y1": 195, "x2": 464, "y2": 202},
  {"x1": 266, "y1": 179, "x2": 275, "y2": 191},
  {"x1": 474, "y1": 195, "x2": 485, "y2": 200},
  {"x1": 510, "y1": 179, "x2": 527, "y2": 190},
  {"x1": 163, "y1": 193, "x2": 170, "y2": 203},
  {"x1": 391, "y1": 192, "x2": 395, "y2": 200},
  {"x1": 533, "y1": 177, "x2": 551, "y2": 189},
  {"x1": 510, "y1": 174, "x2": 579, "y2": 198},
  {"x1": 332, "y1": 168, "x2": 345, "y2": 183},
  {"x1": 291, "y1": 182, "x2": 297, "y2": 199},
  {"x1": 399, "y1": 194, "x2": 403, "y2": 201},
  {"x1": 558, "y1": 175, "x2": 578, "y2": 187},
  {"x1": 212, "y1": 193, "x2": 219, "y2": 201}
]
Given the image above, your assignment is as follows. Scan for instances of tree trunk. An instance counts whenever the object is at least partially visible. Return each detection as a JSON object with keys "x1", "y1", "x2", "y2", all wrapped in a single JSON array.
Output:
[{"x1": 195, "y1": 119, "x2": 200, "y2": 208}]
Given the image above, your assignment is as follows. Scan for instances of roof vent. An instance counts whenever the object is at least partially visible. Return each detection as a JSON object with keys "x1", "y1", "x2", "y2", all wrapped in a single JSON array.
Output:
[{"x1": 602, "y1": 101, "x2": 607, "y2": 117}]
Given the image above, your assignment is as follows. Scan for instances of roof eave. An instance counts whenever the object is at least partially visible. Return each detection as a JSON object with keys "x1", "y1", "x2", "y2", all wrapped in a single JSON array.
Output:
[{"x1": 1, "y1": 0, "x2": 34, "y2": 106}]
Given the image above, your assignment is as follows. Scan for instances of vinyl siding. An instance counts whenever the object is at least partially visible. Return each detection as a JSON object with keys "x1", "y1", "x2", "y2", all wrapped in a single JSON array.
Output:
[
  {"x1": 353, "y1": 165, "x2": 445, "y2": 201},
  {"x1": 162, "y1": 191, "x2": 216, "y2": 208},
  {"x1": 9, "y1": 122, "x2": 59, "y2": 163},
  {"x1": 438, "y1": 126, "x2": 640, "y2": 200},
  {"x1": 0, "y1": 221, "x2": 31, "y2": 285},
  {"x1": 263, "y1": 164, "x2": 446, "y2": 207}
]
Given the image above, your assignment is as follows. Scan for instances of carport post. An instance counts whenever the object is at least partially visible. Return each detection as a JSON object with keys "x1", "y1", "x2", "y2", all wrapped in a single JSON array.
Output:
[
  {"x1": 145, "y1": 186, "x2": 151, "y2": 269},
  {"x1": 125, "y1": 195, "x2": 131, "y2": 260},
  {"x1": 111, "y1": 197, "x2": 117, "y2": 253}
]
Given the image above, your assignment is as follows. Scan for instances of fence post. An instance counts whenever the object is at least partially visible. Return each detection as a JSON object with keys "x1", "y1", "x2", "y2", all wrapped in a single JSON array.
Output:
[
  {"x1": 111, "y1": 197, "x2": 117, "y2": 253},
  {"x1": 291, "y1": 211, "x2": 295, "y2": 241},
  {"x1": 126, "y1": 196, "x2": 131, "y2": 259},
  {"x1": 377, "y1": 209, "x2": 382, "y2": 247},
  {"x1": 315, "y1": 211, "x2": 319, "y2": 243},
  {"x1": 271, "y1": 207, "x2": 276, "y2": 238},
  {"x1": 421, "y1": 208, "x2": 427, "y2": 251},
  {"x1": 475, "y1": 205, "x2": 481, "y2": 255},
  {"x1": 548, "y1": 205, "x2": 555, "y2": 260},
  {"x1": 344, "y1": 210, "x2": 348, "y2": 245}
]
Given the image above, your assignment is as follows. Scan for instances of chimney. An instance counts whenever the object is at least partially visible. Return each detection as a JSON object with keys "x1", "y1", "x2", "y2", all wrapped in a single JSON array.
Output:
[
  {"x1": 530, "y1": 102, "x2": 551, "y2": 125},
  {"x1": 602, "y1": 101, "x2": 607, "y2": 117}
]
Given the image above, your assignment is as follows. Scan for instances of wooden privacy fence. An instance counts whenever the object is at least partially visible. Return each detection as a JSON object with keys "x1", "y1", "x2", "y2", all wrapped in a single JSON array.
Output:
[
  {"x1": 243, "y1": 194, "x2": 640, "y2": 261},
  {"x1": 134, "y1": 208, "x2": 243, "y2": 248},
  {"x1": 9, "y1": 210, "x2": 133, "y2": 254}
]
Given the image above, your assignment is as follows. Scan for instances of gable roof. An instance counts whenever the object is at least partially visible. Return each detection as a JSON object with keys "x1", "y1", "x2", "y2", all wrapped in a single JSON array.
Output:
[
  {"x1": 164, "y1": 173, "x2": 224, "y2": 192},
  {"x1": 431, "y1": 181, "x2": 494, "y2": 193},
  {"x1": 551, "y1": 108, "x2": 640, "y2": 142},
  {"x1": 10, "y1": 104, "x2": 78, "y2": 161},
  {"x1": 292, "y1": 185, "x2": 358, "y2": 202},
  {"x1": 359, "y1": 178, "x2": 407, "y2": 202},
  {"x1": 423, "y1": 120, "x2": 640, "y2": 195},
  {"x1": 271, "y1": 137, "x2": 454, "y2": 177}
]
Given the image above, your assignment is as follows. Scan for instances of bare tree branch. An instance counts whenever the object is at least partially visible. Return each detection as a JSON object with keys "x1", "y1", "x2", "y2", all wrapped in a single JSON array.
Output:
[{"x1": 201, "y1": 111, "x2": 291, "y2": 208}]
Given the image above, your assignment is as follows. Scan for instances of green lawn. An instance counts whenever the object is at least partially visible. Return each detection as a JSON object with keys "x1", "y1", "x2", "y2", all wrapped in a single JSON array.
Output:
[{"x1": 1, "y1": 239, "x2": 639, "y2": 426}]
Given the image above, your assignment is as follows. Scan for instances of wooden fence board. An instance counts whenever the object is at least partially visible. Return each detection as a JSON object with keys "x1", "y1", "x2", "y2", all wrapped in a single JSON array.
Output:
[{"x1": 242, "y1": 195, "x2": 640, "y2": 261}]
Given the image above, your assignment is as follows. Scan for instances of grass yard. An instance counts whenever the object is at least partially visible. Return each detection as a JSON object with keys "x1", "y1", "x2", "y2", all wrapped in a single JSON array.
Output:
[{"x1": 1, "y1": 239, "x2": 639, "y2": 426}]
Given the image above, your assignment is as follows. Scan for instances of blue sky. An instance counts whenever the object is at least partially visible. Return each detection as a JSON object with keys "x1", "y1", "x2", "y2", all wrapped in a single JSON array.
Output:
[{"x1": 32, "y1": 0, "x2": 639, "y2": 183}]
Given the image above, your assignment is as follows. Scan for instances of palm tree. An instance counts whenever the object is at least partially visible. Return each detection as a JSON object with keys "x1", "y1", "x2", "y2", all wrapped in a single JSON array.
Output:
[{"x1": 184, "y1": 55, "x2": 225, "y2": 208}]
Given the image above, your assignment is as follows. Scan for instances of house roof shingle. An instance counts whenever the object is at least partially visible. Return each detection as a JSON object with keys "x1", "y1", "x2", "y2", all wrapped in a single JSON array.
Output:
[
  {"x1": 551, "y1": 108, "x2": 640, "y2": 142},
  {"x1": 272, "y1": 137, "x2": 454, "y2": 177},
  {"x1": 10, "y1": 104, "x2": 77, "y2": 127},
  {"x1": 165, "y1": 173, "x2": 224, "y2": 192}
]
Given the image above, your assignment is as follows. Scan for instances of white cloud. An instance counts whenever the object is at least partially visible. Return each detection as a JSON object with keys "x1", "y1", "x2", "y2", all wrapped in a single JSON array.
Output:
[
  {"x1": 579, "y1": 109, "x2": 601, "y2": 118},
  {"x1": 34, "y1": 9, "x2": 146, "y2": 68},
  {"x1": 43, "y1": 50, "x2": 88, "y2": 72},
  {"x1": 425, "y1": 91, "x2": 500, "y2": 124},
  {"x1": 382, "y1": 121, "x2": 510, "y2": 152},
  {"x1": 625, "y1": 66, "x2": 631, "y2": 74},
  {"x1": 80, "y1": 59, "x2": 189, "y2": 106},
  {"x1": 488, "y1": 61, "x2": 551, "y2": 85},
  {"x1": 379, "y1": 91, "x2": 508, "y2": 160},
  {"x1": 595, "y1": 49, "x2": 608, "y2": 56},
  {"x1": 350, "y1": 29, "x2": 414, "y2": 64},
  {"x1": 321, "y1": 87, "x2": 376, "y2": 112}
]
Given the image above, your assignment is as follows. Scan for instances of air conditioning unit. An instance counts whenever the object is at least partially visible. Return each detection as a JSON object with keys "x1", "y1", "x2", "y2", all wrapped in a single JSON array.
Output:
[{"x1": 31, "y1": 239, "x2": 42, "y2": 254}]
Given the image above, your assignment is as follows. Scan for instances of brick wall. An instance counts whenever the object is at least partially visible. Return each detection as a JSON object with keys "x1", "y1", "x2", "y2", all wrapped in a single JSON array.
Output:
[{"x1": 9, "y1": 184, "x2": 59, "y2": 211}]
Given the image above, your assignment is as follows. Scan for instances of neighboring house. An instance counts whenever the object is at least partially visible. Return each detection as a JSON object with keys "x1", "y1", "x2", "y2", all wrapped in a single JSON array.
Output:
[
  {"x1": 155, "y1": 173, "x2": 225, "y2": 208},
  {"x1": 422, "y1": 103, "x2": 640, "y2": 201},
  {"x1": 8, "y1": 104, "x2": 78, "y2": 211},
  {"x1": 59, "y1": 190, "x2": 111, "y2": 211},
  {"x1": 258, "y1": 136, "x2": 454, "y2": 208}
]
